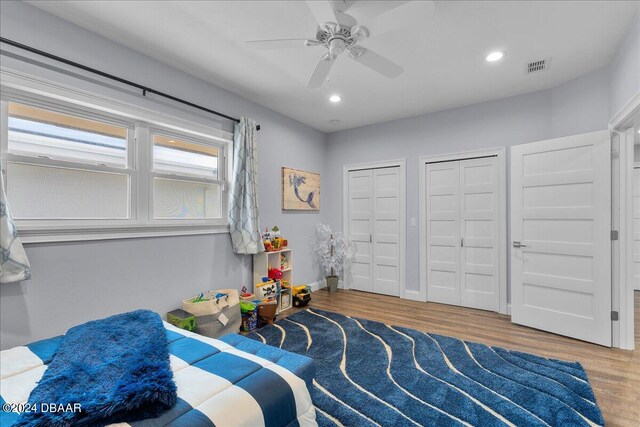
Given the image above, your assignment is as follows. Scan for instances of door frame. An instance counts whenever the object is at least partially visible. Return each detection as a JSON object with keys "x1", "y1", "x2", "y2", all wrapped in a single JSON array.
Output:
[
  {"x1": 609, "y1": 92, "x2": 639, "y2": 350},
  {"x1": 633, "y1": 163, "x2": 640, "y2": 293},
  {"x1": 419, "y1": 148, "x2": 508, "y2": 314},
  {"x1": 342, "y1": 159, "x2": 406, "y2": 297}
]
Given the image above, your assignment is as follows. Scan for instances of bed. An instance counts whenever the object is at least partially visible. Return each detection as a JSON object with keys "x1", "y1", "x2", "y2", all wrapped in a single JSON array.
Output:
[{"x1": 0, "y1": 322, "x2": 317, "y2": 427}]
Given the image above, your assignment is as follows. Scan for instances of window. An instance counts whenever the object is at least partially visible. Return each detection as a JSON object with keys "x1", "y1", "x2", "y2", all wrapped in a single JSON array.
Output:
[
  {"x1": 6, "y1": 101, "x2": 133, "y2": 221},
  {"x1": 1, "y1": 88, "x2": 231, "y2": 242},
  {"x1": 8, "y1": 102, "x2": 128, "y2": 167},
  {"x1": 150, "y1": 132, "x2": 223, "y2": 220}
]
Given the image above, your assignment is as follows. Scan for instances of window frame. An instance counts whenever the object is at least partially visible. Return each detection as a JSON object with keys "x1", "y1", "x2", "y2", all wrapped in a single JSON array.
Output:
[
  {"x1": 147, "y1": 125, "x2": 228, "y2": 225},
  {"x1": 0, "y1": 73, "x2": 233, "y2": 243}
]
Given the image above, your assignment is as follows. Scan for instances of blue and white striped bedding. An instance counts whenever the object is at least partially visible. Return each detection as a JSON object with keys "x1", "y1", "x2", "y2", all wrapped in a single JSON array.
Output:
[{"x1": 0, "y1": 322, "x2": 317, "y2": 427}]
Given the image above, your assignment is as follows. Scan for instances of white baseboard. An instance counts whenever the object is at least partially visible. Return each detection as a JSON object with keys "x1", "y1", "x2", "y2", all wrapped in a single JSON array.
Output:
[
  {"x1": 308, "y1": 280, "x2": 326, "y2": 292},
  {"x1": 403, "y1": 290, "x2": 422, "y2": 301}
]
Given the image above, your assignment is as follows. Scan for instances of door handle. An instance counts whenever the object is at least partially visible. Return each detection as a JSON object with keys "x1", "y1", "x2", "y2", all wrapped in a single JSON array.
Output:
[{"x1": 512, "y1": 241, "x2": 527, "y2": 248}]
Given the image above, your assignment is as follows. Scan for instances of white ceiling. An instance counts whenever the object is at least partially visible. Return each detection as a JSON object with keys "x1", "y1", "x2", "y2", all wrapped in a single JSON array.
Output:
[{"x1": 28, "y1": 1, "x2": 640, "y2": 133}]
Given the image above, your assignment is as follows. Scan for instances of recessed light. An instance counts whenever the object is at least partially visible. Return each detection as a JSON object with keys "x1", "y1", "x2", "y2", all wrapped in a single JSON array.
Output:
[
  {"x1": 486, "y1": 51, "x2": 505, "y2": 62},
  {"x1": 329, "y1": 95, "x2": 342, "y2": 103},
  {"x1": 330, "y1": 119, "x2": 341, "y2": 125}
]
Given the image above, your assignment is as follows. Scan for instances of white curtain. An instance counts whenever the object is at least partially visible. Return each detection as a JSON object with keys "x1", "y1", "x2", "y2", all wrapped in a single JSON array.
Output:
[
  {"x1": 229, "y1": 117, "x2": 265, "y2": 255},
  {"x1": 0, "y1": 172, "x2": 31, "y2": 283}
]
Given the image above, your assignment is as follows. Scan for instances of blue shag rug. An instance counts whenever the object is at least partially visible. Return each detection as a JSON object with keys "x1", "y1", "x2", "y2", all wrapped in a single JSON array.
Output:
[
  {"x1": 247, "y1": 308, "x2": 604, "y2": 427},
  {"x1": 15, "y1": 310, "x2": 177, "y2": 427}
]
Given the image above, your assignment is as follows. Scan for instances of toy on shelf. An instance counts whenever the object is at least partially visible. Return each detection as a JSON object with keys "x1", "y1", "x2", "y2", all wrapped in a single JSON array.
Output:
[
  {"x1": 268, "y1": 268, "x2": 283, "y2": 281},
  {"x1": 256, "y1": 278, "x2": 279, "y2": 301},
  {"x1": 292, "y1": 285, "x2": 312, "y2": 308},
  {"x1": 280, "y1": 253, "x2": 289, "y2": 270},
  {"x1": 280, "y1": 289, "x2": 292, "y2": 311},
  {"x1": 262, "y1": 226, "x2": 288, "y2": 252}
]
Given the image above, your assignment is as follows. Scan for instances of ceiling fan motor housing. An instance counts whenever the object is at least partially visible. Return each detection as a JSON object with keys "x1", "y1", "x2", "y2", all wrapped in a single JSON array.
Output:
[{"x1": 315, "y1": 20, "x2": 366, "y2": 57}]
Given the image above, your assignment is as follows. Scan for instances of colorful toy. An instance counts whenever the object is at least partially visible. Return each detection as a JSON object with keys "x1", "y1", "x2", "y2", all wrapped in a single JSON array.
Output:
[
  {"x1": 167, "y1": 309, "x2": 196, "y2": 331},
  {"x1": 292, "y1": 285, "x2": 311, "y2": 308},
  {"x1": 240, "y1": 301, "x2": 257, "y2": 332},
  {"x1": 280, "y1": 254, "x2": 289, "y2": 269},
  {"x1": 256, "y1": 279, "x2": 278, "y2": 300},
  {"x1": 262, "y1": 226, "x2": 288, "y2": 252},
  {"x1": 240, "y1": 286, "x2": 255, "y2": 302},
  {"x1": 191, "y1": 293, "x2": 206, "y2": 303},
  {"x1": 268, "y1": 267, "x2": 283, "y2": 280}
]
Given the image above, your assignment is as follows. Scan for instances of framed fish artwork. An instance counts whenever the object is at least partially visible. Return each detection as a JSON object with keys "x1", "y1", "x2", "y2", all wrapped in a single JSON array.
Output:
[{"x1": 282, "y1": 167, "x2": 320, "y2": 211}]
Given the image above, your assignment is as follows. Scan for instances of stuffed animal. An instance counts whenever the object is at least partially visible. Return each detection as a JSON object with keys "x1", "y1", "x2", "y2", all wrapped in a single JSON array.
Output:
[{"x1": 268, "y1": 267, "x2": 283, "y2": 280}]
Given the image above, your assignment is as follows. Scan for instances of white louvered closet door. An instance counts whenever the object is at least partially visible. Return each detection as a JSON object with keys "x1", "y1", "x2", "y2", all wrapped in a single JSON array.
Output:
[{"x1": 348, "y1": 169, "x2": 374, "y2": 292}]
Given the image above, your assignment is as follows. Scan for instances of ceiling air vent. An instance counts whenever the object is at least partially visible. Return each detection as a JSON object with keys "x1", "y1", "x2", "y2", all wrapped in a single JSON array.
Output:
[{"x1": 527, "y1": 59, "x2": 547, "y2": 74}]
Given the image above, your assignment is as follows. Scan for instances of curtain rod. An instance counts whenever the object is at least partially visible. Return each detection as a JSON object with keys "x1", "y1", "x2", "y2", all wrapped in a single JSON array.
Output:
[{"x1": 0, "y1": 37, "x2": 260, "y2": 131}]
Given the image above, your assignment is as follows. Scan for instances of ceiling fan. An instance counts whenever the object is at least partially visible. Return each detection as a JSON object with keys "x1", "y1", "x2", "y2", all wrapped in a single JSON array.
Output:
[{"x1": 245, "y1": 0, "x2": 435, "y2": 88}]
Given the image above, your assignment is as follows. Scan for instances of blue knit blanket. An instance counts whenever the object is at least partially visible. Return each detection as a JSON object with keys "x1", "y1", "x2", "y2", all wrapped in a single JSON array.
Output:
[{"x1": 15, "y1": 310, "x2": 177, "y2": 427}]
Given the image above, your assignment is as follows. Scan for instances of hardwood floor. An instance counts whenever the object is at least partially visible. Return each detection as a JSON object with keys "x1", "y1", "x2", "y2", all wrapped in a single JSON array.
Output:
[{"x1": 281, "y1": 289, "x2": 640, "y2": 426}]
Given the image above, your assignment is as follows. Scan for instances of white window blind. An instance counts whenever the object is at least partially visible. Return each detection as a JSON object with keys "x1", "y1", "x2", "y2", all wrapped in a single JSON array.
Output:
[
  {"x1": 153, "y1": 178, "x2": 221, "y2": 219},
  {"x1": 7, "y1": 162, "x2": 130, "y2": 219}
]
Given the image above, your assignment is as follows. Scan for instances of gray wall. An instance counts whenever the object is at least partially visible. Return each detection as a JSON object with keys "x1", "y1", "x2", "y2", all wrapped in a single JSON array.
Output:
[
  {"x1": 0, "y1": 1, "x2": 328, "y2": 349},
  {"x1": 609, "y1": 14, "x2": 640, "y2": 118},
  {"x1": 326, "y1": 13, "x2": 639, "y2": 299},
  {"x1": 326, "y1": 67, "x2": 612, "y2": 296}
]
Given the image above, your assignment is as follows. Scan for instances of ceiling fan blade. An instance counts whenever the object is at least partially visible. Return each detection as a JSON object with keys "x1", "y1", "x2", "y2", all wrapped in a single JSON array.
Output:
[
  {"x1": 305, "y1": 0, "x2": 351, "y2": 26},
  {"x1": 307, "y1": 54, "x2": 336, "y2": 88},
  {"x1": 245, "y1": 38, "x2": 312, "y2": 49},
  {"x1": 349, "y1": 47, "x2": 403, "y2": 79},
  {"x1": 359, "y1": 0, "x2": 435, "y2": 38},
  {"x1": 346, "y1": 1, "x2": 410, "y2": 22}
]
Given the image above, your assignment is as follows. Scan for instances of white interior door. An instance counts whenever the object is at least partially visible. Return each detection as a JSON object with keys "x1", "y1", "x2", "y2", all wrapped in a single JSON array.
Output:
[
  {"x1": 348, "y1": 169, "x2": 374, "y2": 292},
  {"x1": 373, "y1": 167, "x2": 400, "y2": 296},
  {"x1": 511, "y1": 130, "x2": 611, "y2": 346},
  {"x1": 460, "y1": 157, "x2": 500, "y2": 311},
  {"x1": 426, "y1": 161, "x2": 461, "y2": 305},
  {"x1": 633, "y1": 167, "x2": 640, "y2": 290}
]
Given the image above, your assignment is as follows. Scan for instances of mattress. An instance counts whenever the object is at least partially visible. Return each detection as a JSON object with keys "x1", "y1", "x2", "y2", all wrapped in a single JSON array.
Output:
[{"x1": 0, "y1": 322, "x2": 317, "y2": 426}]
